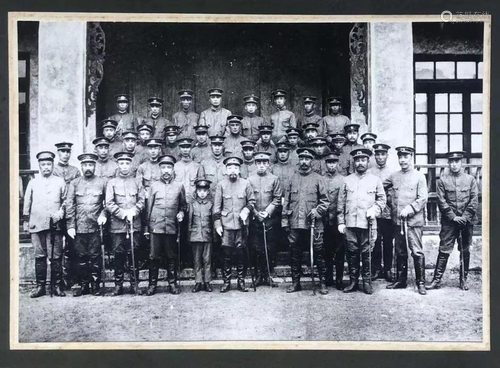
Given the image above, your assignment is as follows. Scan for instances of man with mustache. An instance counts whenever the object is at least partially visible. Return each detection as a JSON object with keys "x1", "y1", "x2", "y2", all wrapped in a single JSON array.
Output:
[
  {"x1": 23, "y1": 151, "x2": 66, "y2": 297},
  {"x1": 214, "y1": 156, "x2": 256, "y2": 293},
  {"x1": 282, "y1": 148, "x2": 330, "y2": 294},
  {"x1": 65, "y1": 153, "x2": 108, "y2": 296},
  {"x1": 337, "y1": 148, "x2": 386, "y2": 295}
]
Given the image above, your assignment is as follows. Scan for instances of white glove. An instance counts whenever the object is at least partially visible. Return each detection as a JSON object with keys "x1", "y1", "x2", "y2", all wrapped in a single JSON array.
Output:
[
  {"x1": 366, "y1": 207, "x2": 377, "y2": 220},
  {"x1": 97, "y1": 214, "x2": 107, "y2": 226},
  {"x1": 400, "y1": 206, "x2": 413, "y2": 219},
  {"x1": 239, "y1": 208, "x2": 250, "y2": 224},
  {"x1": 125, "y1": 209, "x2": 135, "y2": 223},
  {"x1": 338, "y1": 224, "x2": 346, "y2": 234},
  {"x1": 176, "y1": 212, "x2": 184, "y2": 223},
  {"x1": 67, "y1": 228, "x2": 76, "y2": 239},
  {"x1": 257, "y1": 211, "x2": 269, "y2": 222},
  {"x1": 216, "y1": 226, "x2": 223, "y2": 237}
]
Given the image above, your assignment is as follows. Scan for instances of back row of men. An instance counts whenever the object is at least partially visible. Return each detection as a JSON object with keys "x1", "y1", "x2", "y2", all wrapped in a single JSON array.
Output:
[{"x1": 22, "y1": 91, "x2": 479, "y2": 299}]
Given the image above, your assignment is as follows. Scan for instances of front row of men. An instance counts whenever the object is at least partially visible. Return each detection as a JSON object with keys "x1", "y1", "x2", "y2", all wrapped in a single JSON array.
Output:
[{"x1": 23, "y1": 141, "x2": 479, "y2": 297}]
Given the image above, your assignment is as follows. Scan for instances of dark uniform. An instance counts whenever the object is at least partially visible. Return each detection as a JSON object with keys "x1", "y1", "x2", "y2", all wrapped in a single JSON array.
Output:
[
  {"x1": 322, "y1": 97, "x2": 351, "y2": 135},
  {"x1": 427, "y1": 151, "x2": 479, "y2": 291},
  {"x1": 248, "y1": 152, "x2": 283, "y2": 286},
  {"x1": 269, "y1": 89, "x2": 297, "y2": 143},
  {"x1": 172, "y1": 90, "x2": 199, "y2": 140},
  {"x1": 285, "y1": 128, "x2": 301, "y2": 166},
  {"x1": 240, "y1": 140, "x2": 258, "y2": 180},
  {"x1": 199, "y1": 88, "x2": 232, "y2": 137},
  {"x1": 338, "y1": 124, "x2": 364, "y2": 176},
  {"x1": 164, "y1": 125, "x2": 182, "y2": 160},
  {"x1": 323, "y1": 153, "x2": 346, "y2": 289},
  {"x1": 383, "y1": 146, "x2": 428, "y2": 295},
  {"x1": 368, "y1": 143, "x2": 395, "y2": 281},
  {"x1": 122, "y1": 131, "x2": 148, "y2": 177},
  {"x1": 299, "y1": 96, "x2": 325, "y2": 136},
  {"x1": 23, "y1": 151, "x2": 66, "y2": 298},
  {"x1": 191, "y1": 125, "x2": 212, "y2": 163},
  {"x1": 101, "y1": 119, "x2": 124, "y2": 159},
  {"x1": 361, "y1": 133, "x2": 378, "y2": 171},
  {"x1": 174, "y1": 138, "x2": 205, "y2": 201},
  {"x1": 213, "y1": 157, "x2": 256, "y2": 292},
  {"x1": 282, "y1": 148, "x2": 330, "y2": 294},
  {"x1": 144, "y1": 97, "x2": 171, "y2": 141},
  {"x1": 256, "y1": 125, "x2": 278, "y2": 163},
  {"x1": 224, "y1": 115, "x2": 246, "y2": 158},
  {"x1": 108, "y1": 94, "x2": 140, "y2": 137},
  {"x1": 310, "y1": 137, "x2": 332, "y2": 176},
  {"x1": 241, "y1": 94, "x2": 264, "y2": 141},
  {"x1": 93, "y1": 137, "x2": 118, "y2": 184},
  {"x1": 105, "y1": 152, "x2": 146, "y2": 295},
  {"x1": 136, "y1": 139, "x2": 163, "y2": 190},
  {"x1": 338, "y1": 148, "x2": 386, "y2": 294},
  {"x1": 65, "y1": 153, "x2": 107, "y2": 296},
  {"x1": 145, "y1": 155, "x2": 187, "y2": 296}
]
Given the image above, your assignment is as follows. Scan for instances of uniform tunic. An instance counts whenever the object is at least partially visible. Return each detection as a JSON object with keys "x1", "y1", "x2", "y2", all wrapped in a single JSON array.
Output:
[
  {"x1": 53, "y1": 162, "x2": 81, "y2": 191},
  {"x1": 311, "y1": 149, "x2": 332, "y2": 176},
  {"x1": 146, "y1": 177, "x2": 186, "y2": 234},
  {"x1": 437, "y1": 170, "x2": 479, "y2": 224},
  {"x1": 174, "y1": 157, "x2": 205, "y2": 199},
  {"x1": 201, "y1": 154, "x2": 227, "y2": 197},
  {"x1": 95, "y1": 158, "x2": 118, "y2": 184},
  {"x1": 241, "y1": 115, "x2": 264, "y2": 141},
  {"x1": 338, "y1": 141, "x2": 364, "y2": 176},
  {"x1": 269, "y1": 108, "x2": 297, "y2": 143},
  {"x1": 105, "y1": 173, "x2": 146, "y2": 233},
  {"x1": 136, "y1": 159, "x2": 162, "y2": 190},
  {"x1": 191, "y1": 141, "x2": 212, "y2": 163},
  {"x1": 369, "y1": 164, "x2": 393, "y2": 220},
  {"x1": 248, "y1": 171, "x2": 282, "y2": 219},
  {"x1": 172, "y1": 110, "x2": 199, "y2": 140},
  {"x1": 199, "y1": 107, "x2": 232, "y2": 137},
  {"x1": 188, "y1": 197, "x2": 213, "y2": 243},
  {"x1": 300, "y1": 112, "x2": 325, "y2": 136},
  {"x1": 223, "y1": 134, "x2": 246, "y2": 158},
  {"x1": 65, "y1": 175, "x2": 107, "y2": 233},
  {"x1": 144, "y1": 115, "x2": 171, "y2": 141},
  {"x1": 255, "y1": 141, "x2": 278, "y2": 163},
  {"x1": 240, "y1": 158, "x2": 257, "y2": 179},
  {"x1": 123, "y1": 148, "x2": 148, "y2": 177},
  {"x1": 322, "y1": 114, "x2": 351, "y2": 135},
  {"x1": 164, "y1": 142, "x2": 181, "y2": 160},
  {"x1": 289, "y1": 146, "x2": 300, "y2": 166},
  {"x1": 271, "y1": 159, "x2": 296, "y2": 197},
  {"x1": 107, "y1": 136, "x2": 124, "y2": 159},
  {"x1": 108, "y1": 112, "x2": 140, "y2": 137},
  {"x1": 324, "y1": 170, "x2": 344, "y2": 226}
]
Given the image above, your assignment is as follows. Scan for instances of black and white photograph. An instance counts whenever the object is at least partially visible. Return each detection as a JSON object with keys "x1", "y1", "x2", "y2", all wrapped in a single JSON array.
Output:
[{"x1": 10, "y1": 13, "x2": 490, "y2": 349}]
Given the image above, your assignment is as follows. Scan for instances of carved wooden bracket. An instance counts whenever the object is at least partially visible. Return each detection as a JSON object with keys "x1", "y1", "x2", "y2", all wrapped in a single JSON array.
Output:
[
  {"x1": 86, "y1": 22, "x2": 105, "y2": 122},
  {"x1": 349, "y1": 23, "x2": 368, "y2": 119}
]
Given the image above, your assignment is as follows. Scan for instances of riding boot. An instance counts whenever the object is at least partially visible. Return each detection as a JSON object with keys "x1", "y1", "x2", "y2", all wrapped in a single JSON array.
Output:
[
  {"x1": 325, "y1": 262, "x2": 334, "y2": 287},
  {"x1": 286, "y1": 243, "x2": 302, "y2": 293},
  {"x1": 53, "y1": 258, "x2": 66, "y2": 297},
  {"x1": 236, "y1": 248, "x2": 248, "y2": 292},
  {"x1": 414, "y1": 256, "x2": 427, "y2": 295},
  {"x1": 361, "y1": 251, "x2": 373, "y2": 295},
  {"x1": 335, "y1": 252, "x2": 345, "y2": 290},
  {"x1": 90, "y1": 256, "x2": 101, "y2": 295},
  {"x1": 460, "y1": 251, "x2": 470, "y2": 291},
  {"x1": 146, "y1": 259, "x2": 159, "y2": 296},
  {"x1": 73, "y1": 256, "x2": 87, "y2": 297},
  {"x1": 112, "y1": 252, "x2": 125, "y2": 296},
  {"x1": 220, "y1": 247, "x2": 232, "y2": 293},
  {"x1": 315, "y1": 247, "x2": 328, "y2": 295},
  {"x1": 426, "y1": 252, "x2": 449, "y2": 290},
  {"x1": 386, "y1": 255, "x2": 407, "y2": 289},
  {"x1": 128, "y1": 252, "x2": 142, "y2": 295},
  {"x1": 167, "y1": 258, "x2": 180, "y2": 295},
  {"x1": 30, "y1": 257, "x2": 47, "y2": 298},
  {"x1": 343, "y1": 251, "x2": 360, "y2": 293}
]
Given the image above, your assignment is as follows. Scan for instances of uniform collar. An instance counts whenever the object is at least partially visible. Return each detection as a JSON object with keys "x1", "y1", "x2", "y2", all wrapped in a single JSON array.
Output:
[
  {"x1": 257, "y1": 171, "x2": 268, "y2": 177},
  {"x1": 150, "y1": 114, "x2": 160, "y2": 119},
  {"x1": 277, "y1": 159, "x2": 289, "y2": 165},
  {"x1": 211, "y1": 106, "x2": 222, "y2": 113},
  {"x1": 196, "y1": 196, "x2": 209, "y2": 204},
  {"x1": 298, "y1": 167, "x2": 312, "y2": 175},
  {"x1": 277, "y1": 106, "x2": 287, "y2": 112},
  {"x1": 243, "y1": 158, "x2": 254, "y2": 164},
  {"x1": 57, "y1": 161, "x2": 69, "y2": 167},
  {"x1": 161, "y1": 176, "x2": 174, "y2": 184},
  {"x1": 181, "y1": 156, "x2": 192, "y2": 163},
  {"x1": 305, "y1": 110, "x2": 315, "y2": 117}
]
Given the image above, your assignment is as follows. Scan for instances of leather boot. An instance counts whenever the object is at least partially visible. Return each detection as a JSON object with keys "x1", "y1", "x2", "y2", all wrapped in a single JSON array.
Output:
[
  {"x1": 73, "y1": 257, "x2": 86, "y2": 297},
  {"x1": 90, "y1": 256, "x2": 102, "y2": 296},
  {"x1": 112, "y1": 252, "x2": 125, "y2": 296},
  {"x1": 128, "y1": 252, "x2": 142, "y2": 295},
  {"x1": 325, "y1": 263, "x2": 334, "y2": 287},
  {"x1": 146, "y1": 259, "x2": 159, "y2": 296},
  {"x1": 192, "y1": 283, "x2": 203, "y2": 293},
  {"x1": 169, "y1": 281, "x2": 180, "y2": 295},
  {"x1": 315, "y1": 248, "x2": 328, "y2": 295},
  {"x1": 361, "y1": 252, "x2": 373, "y2": 295},
  {"x1": 287, "y1": 244, "x2": 302, "y2": 293},
  {"x1": 220, "y1": 248, "x2": 232, "y2": 293},
  {"x1": 286, "y1": 279, "x2": 302, "y2": 293},
  {"x1": 414, "y1": 256, "x2": 427, "y2": 295},
  {"x1": 426, "y1": 252, "x2": 449, "y2": 290},
  {"x1": 52, "y1": 258, "x2": 66, "y2": 297},
  {"x1": 236, "y1": 248, "x2": 248, "y2": 292},
  {"x1": 30, "y1": 257, "x2": 47, "y2": 298},
  {"x1": 386, "y1": 256, "x2": 407, "y2": 289},
  {"x1": 460, "y1": 251, "x2": 470, "y2": 291},
  {"x1": 343, "y1": 251, "x2": 359, "y2": 293},
  {"x1": 166, "y1": 258, "x2": 180, "y2": 295},
  {"x1": 204, "y1": 282, "x2": 213, "y2": 292}
]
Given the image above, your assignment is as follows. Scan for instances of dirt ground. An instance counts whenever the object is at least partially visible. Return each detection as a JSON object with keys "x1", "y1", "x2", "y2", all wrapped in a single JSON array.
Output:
[{"x1": 18, "y1": 271, "x2": 483, "y2": 343}]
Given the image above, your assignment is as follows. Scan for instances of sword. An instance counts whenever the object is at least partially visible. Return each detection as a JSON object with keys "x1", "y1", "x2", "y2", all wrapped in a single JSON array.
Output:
[
  {"x1": 458, "y1": 226, "x2": 467, "y2": 290},
  {"x1": 49, "y1": 218, "x2": 55, "y2": 297},
  {"x1": 177, "y1": 219, "x2": 181, "y2": 289},
  {"x1": 403, "y1": 218, "x2": 414, "y2": 288},
  {"x1": 262, "y1": 222, "x2": 273, "y2": 288},
  {"x1": 242, "y1": 219, "x2": 256, "y2": 291},
  {"x1": 128, "y1": 217, "x2": 138, "y2": 295},
  {"x1": 99, "y1": 224, "x2": 106, "y2": 292},
  {"x1": 368, "y1": 219, "x2": 374, "y2": 290},
  {"x1": 310, "y1": 217, "x2": 316, "y2": 296}
]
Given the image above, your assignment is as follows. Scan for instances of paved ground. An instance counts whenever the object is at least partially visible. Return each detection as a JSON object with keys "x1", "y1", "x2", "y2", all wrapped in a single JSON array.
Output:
[{"x1": 18, "y1": 271, "x2": 483, "y2": 343}]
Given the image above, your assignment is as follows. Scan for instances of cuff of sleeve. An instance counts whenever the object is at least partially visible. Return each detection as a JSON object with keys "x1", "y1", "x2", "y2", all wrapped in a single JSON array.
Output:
[{"x1": 214, "y1": 219, "x2": 222, "y2": 229}]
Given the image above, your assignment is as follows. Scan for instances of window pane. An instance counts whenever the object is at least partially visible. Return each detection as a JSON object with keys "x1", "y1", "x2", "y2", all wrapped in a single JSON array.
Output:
[
  {"x1": 471, "y1": 113, "x2": 482, "y2": 133},
  {"x1": 415, "y1": 135, "x2": 428, "y2": 154},
  {"x1": 435, "y1": 134, "x2": 448, "y2": 153},
  {"x1": 450, "y1": 134, "x2": 463, "y2": 151},
  {"x1": 471, "y1": 93, "x2": 482, "y2": 112},
  {"x1": 457, "y1": 61, "x2": 476, "y2": 79},
  {"x1": 415, "y1": 62, "x2": 434, "y2": 79},
  {"x1": 471, "y1": 134, "x2": 482, "y2": 153},
  {"x1": 18, "y1": 60, "x2": 26, "y2": 78},
  {"x1": 415, "y1": 154, "x2": 428, "y2": 174},
  {"x1": 435, "y1": 93, "x2": 448, "y2": 112},
  {"x1": 435, "y1": 114, "x2": 448, "y2": 133},
  {"x1": 449, "y1": 114, "x2": 462, "y2": 133},
  {"x1": 415, "y1": 114, "x2": 427, "y2": 133},
  {"x1": 478, "y1": 62, "x2": 483, "y2": 79},
  {"x1": 449, "y1": 93, "x2": 462, "y2": 112},
  {"x1": 435, "y1": 62, "x2": 455, "y2": 79},
  {"x1": 415, "y1": 93, "x2": 427, "y2": 112}
]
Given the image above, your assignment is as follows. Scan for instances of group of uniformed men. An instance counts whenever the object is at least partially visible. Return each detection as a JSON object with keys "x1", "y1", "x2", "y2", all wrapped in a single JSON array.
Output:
[{"x1": 22, "y1": 88, "x2": 479, "y2": 298}]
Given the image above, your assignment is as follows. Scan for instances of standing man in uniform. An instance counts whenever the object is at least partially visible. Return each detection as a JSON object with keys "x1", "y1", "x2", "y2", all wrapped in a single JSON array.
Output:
[
  {"x1": 338, "y1": 124, "x2": 364, "y2": 176},
  {"x1": 191, "y1": 125, "x2": 212, "y2": 163},
  {"x1": 269, "y1": 89, "x2": 297, "y2": 143},
  {"x1": 224, "y1": 115, "x2": 246, "y2": 158},
  {"x1": 285, "y1": 127, "x2": 301, "y2": 166},
  {"x1": 172, "y1": 89, "x2": 199, "y2": 140},
  {"x1": 368, "y1": 143, "x2": 394, "y2": 281},
  {"x1": 241, "y1": 94, "x2": 264, "y2": 141},
  {"x1": 323, "y1": 153, "x2": 346, "y2": 289},
  {"x1": 101, "y1": 119, "x2": 123, "y2": 159},
  {"x1": 282, "y1": 148, "x2": 330, "y2": 294},
  {"x1": 361, "y1": 133, "x2": 378, "y2": 170},
  {"x1": 65, "y1": 153, "x2": 108, "y2": 296},
  {"x1": 164, "y1": 125, "x2": 182, "y2": 159},
  {"x1": 301, "y1": 122, "x2": 320, "y2": 148},
  {"x1": 214, "y1": 157, "x2": 256, "y2": 293},
  {"x1": 136, "y1": 138, "x2": 163, "y2": 190},
  {"x1": 330, "y1": 132, "x2": 346, "y2": 156},
  {"x1": 106, "y1": 152, "x2": 146, "y2": 295},
  {"x1": 144, "y1": 97, "x2": 170, "y2": 141},
  {"x1": 144, "y1": 154, "x2": 187, "y2": 296},
  {"x1": 122, "y1": 131, "x2": 148, "y2": 177},
  {"x1": 53, "y1": 141, "x2": 81, "y2": 289},
  {"x1": 174, "y1": 137, "x2": 205, "y2": 201},
  {"x1": 322, "y1": 97, "x2": 351, "y2": 139},
  {"x1": 300, "y1": 96, "x2": 325, "y2": 136},
  {"x1": 199, "y1": 88, "x2": 232, "y2": 137},
  {"x1": 23, "y1": 151, "x2": 67, "y2": 297},
  {"x1": 93, "y1": 137, "x2": 118, "y2": 183},
  {"x1": 255, "y1": 125, "x2": 278, "y2": 163},
  {"x1": 384, "y1": 147, "x2": 428, "y2": 295},
  {"x1": 240, "y1": 140, "x2": 258, "y2": 179},
  {"x1": 310, "y1": 136, "x2": 332, "y2": 176},
  {"x1": 136, "y1": 123, "x2": 153, "y2": 152},
  {"x1": 427, "y1": 151, "x2": 479, "y2": 291},
  {"x1": 338, "y1": 148, "x2": 386, "y2": 294},
  {"x1": 248, "y1": 151, "x2": 283, "y2": 286},
  {"x1": 108, "y1": 94, "x2": 140, "y2": 138},
  {"x1": 272, "y1": 141, "x2": 296, "y2": 194}
]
